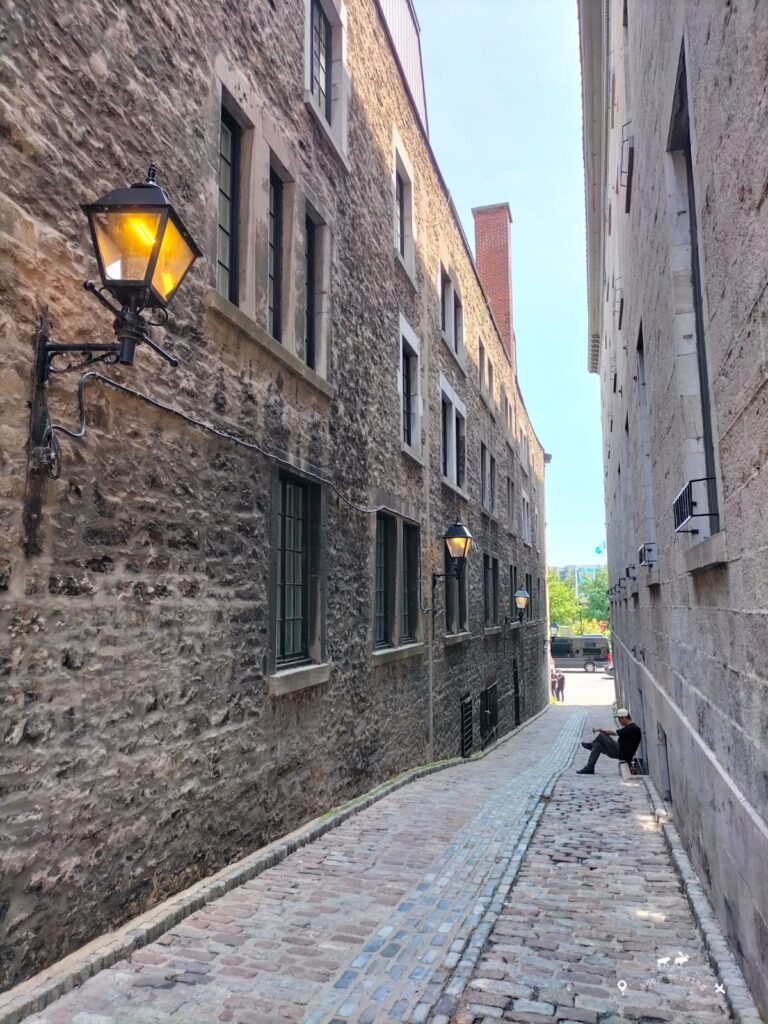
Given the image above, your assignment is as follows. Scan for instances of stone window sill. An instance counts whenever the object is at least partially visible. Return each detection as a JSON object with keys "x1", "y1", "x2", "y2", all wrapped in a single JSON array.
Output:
[
  {"x1": 484, "y1": 625, "x2": 502, "y2": 636},
  {"x1": 683, "y1": 530, "x2": 727, "y2": 574},
  {"x1": 444, "y1": 631, "x2": 471, "y2": 646},
  {"x1": 481, "y1": 390, "x2": 497, "y2": 421},
  {"x1": 372, "y1": 642, "x2": 425, "y2": 666},
  {"x1": 395, "y1": 250, "x2": 417, "y2": 290},
  {"x1": 441, "y1": 476, "x2": 468, "y2": 501},
  {"x1": 268, "y1": 661, "x2": 331, "y2": 697},
  {"x1": 440, "y1": 331, "x2": 467, "y2": 376},
  {"x1": 481, "y1": 506, "x2": 501, "y2": 523},
  {"x1": 206, "y1": 290, "x2": 334, "y2": 403},
  {"x1": 303, "y1": 95, "x2": 351, "y2": 172},
  {"x1": 401, "y1": 442, "x2": 425, "y2": 467}
]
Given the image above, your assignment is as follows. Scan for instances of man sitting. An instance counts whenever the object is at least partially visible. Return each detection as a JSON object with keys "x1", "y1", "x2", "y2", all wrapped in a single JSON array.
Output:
[{"x1": 576, "y1": 709, "x2": 641, "y2": 774}]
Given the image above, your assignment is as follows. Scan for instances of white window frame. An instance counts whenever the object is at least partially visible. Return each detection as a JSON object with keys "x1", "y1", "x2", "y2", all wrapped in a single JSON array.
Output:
[
  {"x1": 439, "y1": 373, "x2": 467, "y2": 491},
  {"x1": 303, "y1": 0, "x2": 350, "y2": 164},
  {"x1": 506, "y1": 475, "x2": 515, "y2": 530},
  {"x1": 392, "y1": 128, "x2": 416, "y2": 283},
  {"x1": 399, "y1": 314, "x2": 422, "y2": 459}
]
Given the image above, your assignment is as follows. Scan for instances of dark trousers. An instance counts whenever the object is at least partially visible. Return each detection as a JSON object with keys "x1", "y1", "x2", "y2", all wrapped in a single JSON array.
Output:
[{"x1": 587, "y1": 732, "x2": 621, "y2": 768}]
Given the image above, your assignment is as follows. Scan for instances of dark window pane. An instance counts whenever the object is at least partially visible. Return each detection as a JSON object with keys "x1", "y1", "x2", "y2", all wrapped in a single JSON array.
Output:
[
  {"x1": 441, "y1": 399, "x2": 450, "y2": 478},
  {"x1": 395, "y1": 171, "x2": 405, "y2": 256},
  {"x1": 218, "y1": 109, "x2": 239, "y2": 304},
  {"x1": 269, "y1": 170, "x2": 283, "y2": 341},
  {"x1": 402, "y1": 346, "x2": 413, "y2": 446},
  {"x1": 305, "y1": 215, "x2": 316, "y2": 370},
  {"x1": 402, "y1": 524, "x2": 418, "y2": 641},
  {"x1": 375, "y1": 514, "x2": 390, "y2": 646},
  {"x1": 311, "y1": 0, "x2": 333, "y2": 123},
  {"x1": 277, "y1": 477, "x2": 309, "y2": 662}
]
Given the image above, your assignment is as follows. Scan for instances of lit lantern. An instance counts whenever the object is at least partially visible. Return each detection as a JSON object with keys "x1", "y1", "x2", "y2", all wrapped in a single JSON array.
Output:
[{"x1": 443, "y1": 520, "x2": 473, "y2": 563}]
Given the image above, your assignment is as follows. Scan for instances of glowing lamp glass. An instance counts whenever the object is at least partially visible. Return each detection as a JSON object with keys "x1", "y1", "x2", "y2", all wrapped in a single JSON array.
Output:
[
  {"x1": 514, "y1": 588, "x2": 530, "y2": 611},
  {"x1": 443, "y1": 521, "x2": 473, "y2": 562}
]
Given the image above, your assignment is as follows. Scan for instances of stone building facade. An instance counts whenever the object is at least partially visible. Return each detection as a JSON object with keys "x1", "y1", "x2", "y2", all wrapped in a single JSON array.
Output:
[
  {"x1": 0, "y1": 0, "x2": 548, "y2": 988},
  {"x1": 579, "y1": 0, "x2": 768, "y2": 1013}
]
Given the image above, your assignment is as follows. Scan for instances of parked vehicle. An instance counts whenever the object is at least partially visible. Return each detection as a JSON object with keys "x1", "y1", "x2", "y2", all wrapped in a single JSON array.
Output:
[{"x1": 550, "y1": 634, "x2": 610, "y2": 672}]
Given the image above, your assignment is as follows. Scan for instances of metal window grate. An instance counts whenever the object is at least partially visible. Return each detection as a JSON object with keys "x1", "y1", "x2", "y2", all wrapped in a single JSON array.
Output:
[
  {"x1": 638, "y1": 542, "x2": 656, "y2": 567},
  {"x1": 673, "y1": 477, "x2": 715, "y2": 533},
  {"x1": 460, "y1": 694, "x2": 473, "y2": 758}
]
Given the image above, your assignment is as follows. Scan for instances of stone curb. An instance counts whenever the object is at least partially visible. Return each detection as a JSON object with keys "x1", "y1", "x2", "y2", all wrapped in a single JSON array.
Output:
[
  {"x1": 637, "y1": 773, "x2": 764, "y2": 1024},
  {"x1": 0, "y1": 703, "x2": 553, "y2": 1024},
  {"x1": 425, "y1": 710, "x2": 588, "y2": 1023}
]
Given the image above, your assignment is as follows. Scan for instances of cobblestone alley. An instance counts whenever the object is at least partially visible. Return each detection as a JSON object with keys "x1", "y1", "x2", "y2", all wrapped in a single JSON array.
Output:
[{"x1": 18, "y1": 678, "x2": 749, "y2": 1024}]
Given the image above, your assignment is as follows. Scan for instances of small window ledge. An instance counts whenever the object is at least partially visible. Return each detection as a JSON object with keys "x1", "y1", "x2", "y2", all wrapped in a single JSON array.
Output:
[
  {"x1": 444, "y1": 631, "x2": 471, "y2": 647},
  {"x1": 395, "y1": 250, "x2": 417, "y2": 290},
  {"x1": 441, "y1": 477, "x2": 469, "y2": 501},
  {"x1": 481, "y1": 507, "x2": 501, "y2": 523},
  {"x1": 303, "y1": 95, "x2": 351, "y2": 172},
  {"x1": 484, "y1": 625, "x2": 502, "y2": 636},
  {"x1": 372, "y1": 642, "x2": 425, "y2": 666},
  {"x1": 401, "y1": 442, "x2": 425, "y2": 467},
  {"x1": 481, "y1": 390, "x2": 497, "y2": 421},
  {"x1": 268, "y1": 661, "x2": 331, "y2": 697},
  {"x1": 206, "y1": 290, "x2": 334, "y2": 403},
  {"x1": 644, "y1": 568, "x2": 660, "y2": 587},
  {"x1": 684, "y1": 530, "x2": 727, "y2": 574},
  {"x1": 439, "y1": 332, "x2": 467, "y2": 375}
]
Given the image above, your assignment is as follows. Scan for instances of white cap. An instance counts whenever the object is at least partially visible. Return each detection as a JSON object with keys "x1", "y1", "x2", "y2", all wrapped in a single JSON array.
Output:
[{"x1": 616, "y1": 708, "x2": 630, "y2": 717}]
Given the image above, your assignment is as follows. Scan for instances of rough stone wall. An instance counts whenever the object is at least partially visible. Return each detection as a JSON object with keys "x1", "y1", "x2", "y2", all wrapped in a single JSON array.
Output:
[
  {"x1": 591, "y1": 0, "x2": 768, "y2": 1014},
  {"x1": 0, "y1": 0, "x2": 547, "y2": 988}
]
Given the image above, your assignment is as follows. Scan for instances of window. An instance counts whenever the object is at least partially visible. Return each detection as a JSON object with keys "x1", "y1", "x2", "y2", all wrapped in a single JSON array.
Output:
[
  {"x1": 489, "y1": 455, "x2": 497, "y2": 514},
  {"x1": 501, "y1": 390, "x2": 512, "y2": 433},
  {"x1": 305, "y1": 0, "x2": 349, "y2": 157},
  {"x1": 480, "y1": 442, "x2": 487, "y2": 507},
  {"x1": 484, "y1": 555, "x2": 499, "y2": 627},
  {"x1": 217, "y1": 108, "x2": 240, "y2": 304},
  {"x1": 375, "y1": 514, "x2": 394, "y2": 647},
  {"x1": 525, "y1": 572, "x2": 533, "y2": 621},
  {"x1": 487, "y1": 358, "x2": 494, "y2": 401},
  {"x1": 522, "y1": 492, "x2": 531, "y2": 544},
  {"x1": 304, "y1": 214, "x2": 317, "y2": 369},
  {"x1": 509, "y1": 565, "x2": 518, "y2": 618},
  {"x1": 479, "y1": 341, "x2": 486, "y2": 389},
  {"x1": 506, "y1": 476, "x2": 515, "y2": 529},
  {"x1": 374, "y1": 514, "x2": 420, "y2": 649},
  {"x1": 276, "y1": 474, "x2": 322, "y2": 665},
  {"x1": 311, "y1": 0, "x2": 332, "y2": 121},
  {"x1": 402, "y1": 523, "x2": 419, "y2": 642},
  {"x1": 268, "y1": 168, "x2": 283, "y2": 341},
  {"x1": 440, "y1": 376, "x2": 466, "y2": 490},
  {"x1": 400, "y1": 316, "x2": 421, "y2": 455},
  {"x1": 392, "y1": 134, "x2": 416, "y2": 278},
  {"x1": 636, "y1": 326, "x2": 657, "y2": 550},
  {"x1": 439, "y1": 264, "x2": 463, "y2": 357},
  {"x1": 395, "y1": 172, "x2": 405, "y2": 257},
  {"x1": 445, "y1": 547, "x2": 468, "y2": 636}
]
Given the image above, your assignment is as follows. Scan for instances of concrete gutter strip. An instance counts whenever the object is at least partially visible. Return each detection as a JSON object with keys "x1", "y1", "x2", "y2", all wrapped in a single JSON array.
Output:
[
  {"x1": 636, "y1": 771, "x2": 764, "y2": 1024},
  {"x1": 0, "y1": 704, "x2": 550, "y2": 1024}
]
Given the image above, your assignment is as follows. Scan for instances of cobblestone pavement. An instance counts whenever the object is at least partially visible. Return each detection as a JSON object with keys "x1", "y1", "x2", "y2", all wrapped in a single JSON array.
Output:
[
  {"x1": 452, "y1": 703, "x2": 734, "y2": 1024},
  {"x1": 27, "y1": 708, "x2": 585, "y2": 1024}
]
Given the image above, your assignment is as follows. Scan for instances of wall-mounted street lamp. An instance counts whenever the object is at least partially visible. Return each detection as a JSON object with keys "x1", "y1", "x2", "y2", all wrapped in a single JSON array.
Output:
[
  {"x1": 31, "y1": 164, "x2": 202, "y2": 477},
  {"x1": 432, "y1": 520, "x2": 473, "y2": 592},
  {"x1": 513, "y1": 587, "x2": 530, "y2": 623},
  {"x1": 549, "y1": 621, "x2": 559, "y2": 637}
]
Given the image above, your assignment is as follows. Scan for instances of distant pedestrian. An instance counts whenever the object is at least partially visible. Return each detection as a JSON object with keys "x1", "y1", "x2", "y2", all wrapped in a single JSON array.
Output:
[
  {"x1": 550, "y1": 669, "x2": 559, "y2": 702},
  {"x1": 576, "y1": 709, "x2": 641, "y2": 774},
  {"x1": 555, "y1": 672, "x2": 565, "y2": 703}
]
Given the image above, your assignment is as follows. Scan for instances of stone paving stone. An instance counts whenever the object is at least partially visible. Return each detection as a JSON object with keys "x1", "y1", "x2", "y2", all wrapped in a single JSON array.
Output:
[
  {"x1": 25, "y1": 709, "x2": 583, "y2": 1024},
  {"x1": 450, "y1": 707, "x2": 734, "y2": 1024}
]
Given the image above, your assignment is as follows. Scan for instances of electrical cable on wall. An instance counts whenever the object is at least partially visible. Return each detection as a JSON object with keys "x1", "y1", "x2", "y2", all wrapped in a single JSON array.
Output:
[{"x1": 44, "y1": 370, "x2": 407, "y2": 519}]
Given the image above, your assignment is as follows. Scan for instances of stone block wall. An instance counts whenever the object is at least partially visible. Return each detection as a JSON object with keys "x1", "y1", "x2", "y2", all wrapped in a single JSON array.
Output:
[
  {"x1": 580, "y1": 0, "x2": 768, "y2": 1013},
  {"x1": 0, "y1": 0, "x2": 547, "y2": 988}
]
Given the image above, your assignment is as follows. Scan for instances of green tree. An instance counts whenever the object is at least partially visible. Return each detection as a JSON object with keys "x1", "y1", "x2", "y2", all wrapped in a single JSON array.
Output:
[
  {"x1": 581, "y1": 566, "x2": 609, "y2": 622},
  {"x1": 547, "y1": 569, "x2": 579, "y2": 627}
]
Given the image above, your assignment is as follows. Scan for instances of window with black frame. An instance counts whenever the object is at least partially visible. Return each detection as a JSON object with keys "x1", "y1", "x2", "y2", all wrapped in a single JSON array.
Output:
[
  {"x1": 304, "y1": 213, "x2": 317, "y2": 369},
  {"x1": 276, "y1": 476, "x2": 309, "y2": 663},
  {"x1": 402, "y1": 343, "x2": 414, "y2": 446},
  {"x1": 311, "y1": 0, "x2": 333, "y2": 123},
  {"x1": 395, "y1": 170, "x2": 405, "y2": 258},
  {"x1": 402, "y1": 523, "x2": 419, "y2": 642},
  {"x1": 445, "y1": 546, "x2": 468, "y2": 635},
  {"x1": 375, "y1": 514, "x2": 392, "y2": 647},
  {"x1": 217, "y1": 109, "x2": 240, "y2": 304},
  {"x1": 268, "y1": 169, "x2": 283, "y2": 341}
]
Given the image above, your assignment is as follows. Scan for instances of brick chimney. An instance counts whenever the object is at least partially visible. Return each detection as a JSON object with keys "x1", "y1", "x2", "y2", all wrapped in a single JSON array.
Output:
[{"x1": 472, "y1": 203, "x2": 515, "y2": 366}]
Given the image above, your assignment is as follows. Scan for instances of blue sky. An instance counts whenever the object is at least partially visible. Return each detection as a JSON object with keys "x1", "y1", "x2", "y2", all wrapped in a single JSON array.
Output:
[{"x1": 417, "y1": 0, "x2": 606, "y2": 568}]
